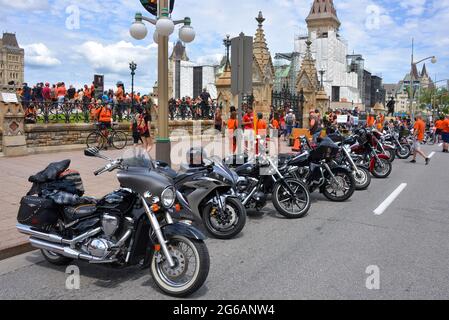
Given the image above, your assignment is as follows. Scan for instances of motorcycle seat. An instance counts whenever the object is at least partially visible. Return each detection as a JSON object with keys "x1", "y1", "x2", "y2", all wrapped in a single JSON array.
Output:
[{"x1": 64, "y1": 204, "x2": 97, "y2": 221}]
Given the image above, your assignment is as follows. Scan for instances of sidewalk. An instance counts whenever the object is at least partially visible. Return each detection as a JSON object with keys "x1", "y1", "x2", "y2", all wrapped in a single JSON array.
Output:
[{"x1": 0, "y1": 138, "x2": 292, "y2": 260}]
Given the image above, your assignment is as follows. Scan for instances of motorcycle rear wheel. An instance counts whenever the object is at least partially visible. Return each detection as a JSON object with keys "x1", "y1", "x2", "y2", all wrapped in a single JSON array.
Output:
[
  {"x1": 150, "y1": 236, "x2": 210, "y2": 297},
  {"x1": 41, "y1": 249, "x2": 73, "y2": 266},
  {"x1": 272, "y1": 179, "x2": 311, "y2": 219}
]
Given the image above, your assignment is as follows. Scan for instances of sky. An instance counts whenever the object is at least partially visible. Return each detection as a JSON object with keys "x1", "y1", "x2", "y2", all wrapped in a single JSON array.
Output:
[{"x1": 1, "y1": 0, "x2": 449, "y2": 93}]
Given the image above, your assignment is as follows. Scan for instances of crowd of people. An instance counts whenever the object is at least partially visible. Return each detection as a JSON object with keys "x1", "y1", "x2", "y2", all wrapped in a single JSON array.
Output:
[
  {"x1": 217, "y1": 102, "x2": 449, "y2": 162},
  {"x1": 169, "y1": 88, "x2": 219, "y2": 120},
  {"x1": 18, "y1": 81, "x2": 154, "y2": 124}
]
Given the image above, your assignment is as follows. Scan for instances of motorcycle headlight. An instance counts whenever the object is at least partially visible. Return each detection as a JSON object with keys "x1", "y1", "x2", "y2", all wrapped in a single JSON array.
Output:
[{"x1": 161, "y1": 187, "x2": 176, "y2": 208}]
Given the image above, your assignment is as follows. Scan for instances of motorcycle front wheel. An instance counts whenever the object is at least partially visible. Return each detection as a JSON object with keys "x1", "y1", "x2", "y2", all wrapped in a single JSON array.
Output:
[
  {"x1": 202, "y1": 197, "x2": 246, "y2": 240},
  {"x1": 150, "y1": 236, "x2": 210, "y2": 297},
  {"x1": 323, "y1": 169, "x2": 356, "y2": 202},
  {"x1": 353, "y1": 166, "x2": 371, "y2": 190},
  {"x1": 272, "y1": 179, "x2": 311, "y2": 219},
  {"x1": 396, "y1": 144, "x2": 411, "y2": 159},
  {"x1": 372, "y1": 158, "x2": 392, "y2": 179}
]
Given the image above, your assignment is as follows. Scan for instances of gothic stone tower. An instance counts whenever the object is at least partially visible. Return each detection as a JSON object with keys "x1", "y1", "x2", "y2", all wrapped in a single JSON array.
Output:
[
  {"x1": 296, "y1": 40, "x2": 321, "y2": 127},
  {"x1": 252, "y1": 11, "x2": 275, "y2": 116}
]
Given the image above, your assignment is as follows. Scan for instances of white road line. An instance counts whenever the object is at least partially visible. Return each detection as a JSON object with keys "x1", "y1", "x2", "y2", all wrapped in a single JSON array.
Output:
[
  {"x1": 429, "y1": 152, "x2": 436, "y2": 159},
  {"x1": 373, "y1": 183, "x2": 408, "y2": 216},
  {"x1": 439, "y1": 143, "x2": 443, "y2": 147}
]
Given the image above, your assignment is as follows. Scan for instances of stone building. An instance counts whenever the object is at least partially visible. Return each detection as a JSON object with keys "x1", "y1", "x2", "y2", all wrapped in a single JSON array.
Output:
[
  {"x1": 275, "y1": 0, "x2": 362, "y2": 108},
  {"x1": 168, "y1": 40, "x2": 218, "y2": 100},
  {"x1": 0, "y1": 33, "x2": 24, "y2": 86},
  {"x1": 296, "y1": 40, "x2": 329, "y2": 127},
  {"x1": 216, "y1": 11, "x2": 274, "y2": 117}
]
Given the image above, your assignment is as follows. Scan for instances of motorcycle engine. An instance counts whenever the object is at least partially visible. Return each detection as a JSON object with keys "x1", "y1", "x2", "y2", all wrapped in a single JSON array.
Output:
[
  {"x1": 85, "y1": 238, "x2": 113, "y2": 258},
  {"x1": 80, "y1": 214, "x2": 121, "y2": 259}
]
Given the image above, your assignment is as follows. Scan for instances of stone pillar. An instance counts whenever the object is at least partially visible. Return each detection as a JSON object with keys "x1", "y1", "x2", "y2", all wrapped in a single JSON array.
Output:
[{"x1": 0, "y1": 87, "x2": 27, "y2": 156}]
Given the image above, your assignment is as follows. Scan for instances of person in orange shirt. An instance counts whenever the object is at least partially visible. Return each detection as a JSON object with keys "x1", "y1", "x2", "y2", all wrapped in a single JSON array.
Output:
[
  {"x1": 367, "y1": 113, "x2": 375, "y2": 128},
  {"x1": 256, "y1": 113, "x2": 268, "y2": 155},
  {"x1": 411, "y1": 113, "x2": 430, "y2": 165},
  {"x1": 376, "y1": 113, "x2": 385, "y2": 131},
  {"x1": 442, "y1": 114, "x2": 449, "y2": 153},
  {"x1": 227, "y1": 110, "x2": 239, "y2": 153},
  {"x1": 435, "y1": 117, "x2": 445, "y2": 144}
]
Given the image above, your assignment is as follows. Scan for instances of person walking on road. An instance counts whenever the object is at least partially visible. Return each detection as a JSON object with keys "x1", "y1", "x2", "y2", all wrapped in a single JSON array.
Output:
[
  {"x1": 442, "y1": 114, "x2": 449, "y2": 153},
  {"x1": 410, "y1": 113, "x2": 430, "y2": 165}
]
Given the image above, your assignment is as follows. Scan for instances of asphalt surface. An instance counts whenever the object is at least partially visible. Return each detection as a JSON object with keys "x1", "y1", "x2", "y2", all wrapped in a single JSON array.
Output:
[{"x1": 1, "y1": 145, "x2": 448, "y2": 300}]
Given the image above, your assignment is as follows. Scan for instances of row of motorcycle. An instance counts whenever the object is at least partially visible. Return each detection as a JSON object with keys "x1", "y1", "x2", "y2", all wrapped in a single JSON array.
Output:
[{"x1": 16, "y1": 126, "x2": 400, "y2": 297}]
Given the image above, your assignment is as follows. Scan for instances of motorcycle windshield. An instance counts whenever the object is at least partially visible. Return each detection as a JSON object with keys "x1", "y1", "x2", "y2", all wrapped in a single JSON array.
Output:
[
  {"x1": 121, "y1": 147, "x2": 154, "y2": 170},
  {"x1": 207, "y1": 156, "x2": 238, "y2": 184}
]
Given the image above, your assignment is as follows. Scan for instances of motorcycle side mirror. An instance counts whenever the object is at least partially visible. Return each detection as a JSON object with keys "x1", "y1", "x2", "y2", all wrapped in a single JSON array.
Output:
[{"x1": 84, "y1": 147, "x2": 100, "y2": 157}]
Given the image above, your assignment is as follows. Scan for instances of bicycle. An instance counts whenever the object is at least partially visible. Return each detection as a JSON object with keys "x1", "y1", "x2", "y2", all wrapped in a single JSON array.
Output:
[{"x1": 86, "y1": 122, "x2": 128, "y2": 150}]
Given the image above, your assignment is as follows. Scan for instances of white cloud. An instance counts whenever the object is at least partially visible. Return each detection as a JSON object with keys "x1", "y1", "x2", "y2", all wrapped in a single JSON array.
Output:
[
  {"x1": 76, "y1": 40, "x2": 158, "y2": 74},
  {"x1": 23, "y1": 43, "x2": 61, "y2": 67},
  {"x1": 0, "y1": 0, "x2": 48, "y2": 10}
]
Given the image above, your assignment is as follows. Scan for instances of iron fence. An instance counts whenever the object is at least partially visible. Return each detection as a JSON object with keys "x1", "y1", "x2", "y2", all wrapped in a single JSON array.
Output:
[{"x1": 22, "y1": 100, "x2": 215, "y2": 124}]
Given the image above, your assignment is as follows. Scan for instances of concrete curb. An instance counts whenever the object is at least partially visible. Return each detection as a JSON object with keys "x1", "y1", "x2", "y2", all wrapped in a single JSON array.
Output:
[{"x1": 0, "y1": 242, "x2": 35, "y2": 262}]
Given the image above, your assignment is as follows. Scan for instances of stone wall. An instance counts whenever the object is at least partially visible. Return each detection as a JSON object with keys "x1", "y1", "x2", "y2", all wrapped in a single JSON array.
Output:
[{"x1": 24, "y1": 120, "x2": 214, "y2": 150}]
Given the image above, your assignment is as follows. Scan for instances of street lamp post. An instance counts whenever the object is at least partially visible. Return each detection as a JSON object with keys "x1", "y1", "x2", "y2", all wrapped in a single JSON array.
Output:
[
  {"x1": 129, "y1": 61, "x2": 137, "y2": 113},
  {"x1": 130, "y1": 0, "x2": 195, "y2": 165},
  {"x1": 409, "y1": 38, "x2": 437, "y2": 120},
  {"x1": 223, "y1": 34, "x2": 232, "y2": 68}
]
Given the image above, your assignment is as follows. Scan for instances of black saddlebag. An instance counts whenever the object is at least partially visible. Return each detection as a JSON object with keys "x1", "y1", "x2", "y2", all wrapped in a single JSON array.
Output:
[{"x1": 17, "y1": 196, "x2": 59, "y2": 228}]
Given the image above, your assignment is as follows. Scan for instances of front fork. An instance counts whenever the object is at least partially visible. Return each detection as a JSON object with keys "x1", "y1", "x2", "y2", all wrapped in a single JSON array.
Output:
[
  {"x1": 141, "y1": 196, "x2": 175, "y2": 268},
  {"x1": 343, "y1": 148, "x2": 361, "y2": 174}
]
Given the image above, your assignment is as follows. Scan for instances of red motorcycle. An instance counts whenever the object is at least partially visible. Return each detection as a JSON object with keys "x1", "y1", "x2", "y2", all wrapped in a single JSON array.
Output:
[{"x1": 345, "y1": 129, "x2": 393, "y2": 179}]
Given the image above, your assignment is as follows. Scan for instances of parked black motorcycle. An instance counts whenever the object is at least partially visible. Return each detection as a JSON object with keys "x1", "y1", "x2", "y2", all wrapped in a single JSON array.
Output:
[
  {"x1": 286, "y1": 137, "x2": 356, "y2": 202},
  {"x1": 383, "y1": 127, "x2": 412, "y2": 159},
  {"x1": 156, "y1": 152, "x2": 247, "y2": 240},
  {"x1": 16, "y1": 147, "x2": 210, "y2": 297},
  {"x1": 299, "y1": 135, "x2": 371, "y2": 191},
  {"x1": 227, "y1": 151, "x2": 311, "y2": 219}
]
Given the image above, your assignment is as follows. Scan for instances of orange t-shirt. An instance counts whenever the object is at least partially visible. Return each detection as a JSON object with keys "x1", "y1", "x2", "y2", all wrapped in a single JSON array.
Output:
[
  {"x1": 57, "y1": 86, "x2": 66, "y2": 97},
  {"x1": 257, "y1": 119, "x2": 268, "y2": 134},
  {"x1": 227, "y1": 119, "x2": 238, "y2": 131},
  {"x1": 442, "y1": 119, "x2": 449, "y2": 134},
  {"x1": 436, "y1": 120, "x2": 445, "y2": 130},
  {"x1": 413, "y1": 119, "x2": 426, "y2": 141},
  {"x1": 367, "y1": 116, "x2": 375, "y2": 127}
]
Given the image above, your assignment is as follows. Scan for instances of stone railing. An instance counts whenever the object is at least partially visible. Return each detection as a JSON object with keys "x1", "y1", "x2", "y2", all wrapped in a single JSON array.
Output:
[{"x1": 23, "y1": 120, "x2": 214, "y2": 153}]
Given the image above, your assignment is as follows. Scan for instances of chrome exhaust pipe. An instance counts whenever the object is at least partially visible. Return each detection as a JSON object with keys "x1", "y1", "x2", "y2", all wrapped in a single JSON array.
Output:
[
  {"x1": 29, "y1": 238, "x2": 106, "y2": 262},
  {"x1": 17, "y1": 224, "x2": 67, "y2": 244},
  {"x1": 17, "y1": 224, "x2": 101, "y2": 247}
]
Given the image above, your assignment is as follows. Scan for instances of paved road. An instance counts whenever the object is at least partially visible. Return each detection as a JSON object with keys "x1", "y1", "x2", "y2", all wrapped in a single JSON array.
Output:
[{"x1": 1, "y1": 145, "x2": 448, "y2": 300}]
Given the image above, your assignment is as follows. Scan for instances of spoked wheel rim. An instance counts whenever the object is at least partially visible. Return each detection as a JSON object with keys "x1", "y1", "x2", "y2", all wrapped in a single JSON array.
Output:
[
  {"x1": 86, "y1": 132, "x2": 105, "y2": 149},
  {"x1": 276, "y1": 180, "x2": 309, "y2": 215},
  {"x1": 153, "y1": 238, "x2": 200, "y2": 290},
  {"x1": 325, "y1": 173, "x2": 352, "y2": 198},
  {"x1": 112, "y1": 131, "x2": 128, "y2": 150}
]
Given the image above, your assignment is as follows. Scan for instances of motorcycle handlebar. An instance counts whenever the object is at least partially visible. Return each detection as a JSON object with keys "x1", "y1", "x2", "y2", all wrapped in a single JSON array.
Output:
[{"x1": 93, "y1": 159, "x2": 123, "y2": 176}]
